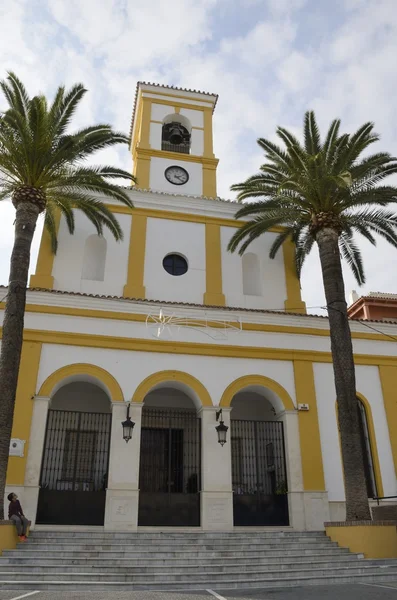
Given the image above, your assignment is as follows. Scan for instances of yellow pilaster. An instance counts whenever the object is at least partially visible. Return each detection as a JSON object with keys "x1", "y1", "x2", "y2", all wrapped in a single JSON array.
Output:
[
  {"x1": 29, "y1": 211, "x2": 61, "y2": 289},
  {"x1": 379, "y1": 365, "x2": 397, "y2": 477},
  {"x1": 203, "y1": 108, "x2": 215, "y2": 158},
  {"x1": 203, "y1": 223, "x2": 225, "y2": 306},
  {"x1": 123, "y1": 214, "x2": 147, "y2": 299},
  {"x1": 138, "y1": 98, "x2": 152, "y2": 149},
  {"x1": 133, "y1": 154, "x2": 151, "y2": 189},
  {"x1": 282, "y1": 239, "x2": 306, "y2": 314},
  {"x1": 6, "y1": 341, "x2": 42, "y2": 485},
  {"x1": 202, "y1": 163, "x2": 217, "y2": 198},
  {"x1": 294, "y1": 360, "x2": 326, "y2": 491}
]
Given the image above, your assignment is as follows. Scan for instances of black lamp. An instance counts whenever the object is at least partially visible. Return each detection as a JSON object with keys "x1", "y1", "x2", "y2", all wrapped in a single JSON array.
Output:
[
  {"x1": 122, "y1": 404, "x2": 135, "y2": 443},
  {"x1": 215, "y1": 408, "x2": 228, "y2": 446}
]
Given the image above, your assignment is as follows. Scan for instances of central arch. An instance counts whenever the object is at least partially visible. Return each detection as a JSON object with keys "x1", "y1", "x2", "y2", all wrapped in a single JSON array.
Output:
[{"x1": 132, "y1": 370, "x2": 212, "y2": 408}]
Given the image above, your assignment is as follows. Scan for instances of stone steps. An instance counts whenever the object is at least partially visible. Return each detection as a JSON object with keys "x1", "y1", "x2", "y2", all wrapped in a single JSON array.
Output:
[{"x1": 0, "y1": 530, "x2": 396, "y2": 591}]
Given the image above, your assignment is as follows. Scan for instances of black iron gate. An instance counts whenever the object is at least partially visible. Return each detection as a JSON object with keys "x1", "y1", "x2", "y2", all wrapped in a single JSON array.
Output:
[
  {"x1": 138, "y1": 407, "x2": 201, "y2": 526},
  {"x1": 36, "y1": 409, "x2": 112, "y2": 525},
  {"x1": 231, "y1": 419, "x2": 289, "y2": 526}
]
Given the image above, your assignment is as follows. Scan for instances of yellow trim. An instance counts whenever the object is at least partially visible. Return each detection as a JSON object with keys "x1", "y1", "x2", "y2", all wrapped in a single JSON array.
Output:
[
  {"x1": 2, "y1": 326, "x2": 397, "y2": 366},
  {"x1": 325, "y1": 525, "x2": 397, "y2": 559},
  {"x1": 6, "y1": 341, "x2": 42, "y2": 486},
  {"x1": 294, "y1": 361, "x2": 326, "y2": 491},
  {"x1": 335, "y1": 395, "x2": 384, "y2": 498},
  {"x1": 133, "y1": 155, "x2": 150, "y2": 189},
  {"x1": 123, "y1": 214, "x2": 147, "y2": 299},
  {"x1": 108, "y1": 205, "x2": 285, "y2": 232},
  {"x1": 202, "y1": 164, "x2": 217, "y2": 197},
  {"x1": 220, "y1": 375, "x2": 295, "y2": 411},
  {"x1": 11, "y1": 302, "x2": 397, "y2": 343},
  {"x1": 137, "y1": 97, "x2": 152, "y2": 149},
  {"x1": 132, "y1": 369, "x2": 212, "y2": 406},
  {"x1": 131, "y1": 93, "x2": 143, "y2": 153},
  {"x1": 142, "y1": 88, "x2": 216, "y2": 107},
  {"x1": 174, "y1": 106, "x2": 180, "y2": 114},
  {"x1": 203, "y1": 108, "x2": 215, "y2": 158},
  {"x1": 29, "y1": 211, "x2": 61, "y2": 289},
  {"x1": 379, "y1": 365, "x2": 397, "y2": 477},
  {"x1": 38, "y1": 363, "x2": 124, "y2": 402},
  {"x1": 282, "y1": 239, "x2": 306, "y2": 314},
  {"x1": 203, "y1": 223, "x2": 225, "y2": 306},
  {"x1": 133, "y1": 146, "x2": 219, "y2": 167}
]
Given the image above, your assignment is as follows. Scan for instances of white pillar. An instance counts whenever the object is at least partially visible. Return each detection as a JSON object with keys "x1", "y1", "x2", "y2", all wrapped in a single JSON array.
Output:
[
  {"x1": 199, "y1": 407, "x2": 233, "y2": 530},
  {"x1": 278, "y1": 410, "x2": 306, "y2": 530},
  {"x1": 23, "y1": 396, "x2": 51, "y2": 528},
  {"x1": 104, "y1": 402, "x2": 143, "y2": 531}
]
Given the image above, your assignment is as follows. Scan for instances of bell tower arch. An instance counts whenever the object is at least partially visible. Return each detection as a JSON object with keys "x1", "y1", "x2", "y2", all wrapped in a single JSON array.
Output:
[{"x1": 129, "y1": 82, "x2": 219, "y2": 198}]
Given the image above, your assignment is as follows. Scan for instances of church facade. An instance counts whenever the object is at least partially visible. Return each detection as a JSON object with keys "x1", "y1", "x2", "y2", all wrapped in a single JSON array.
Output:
[{"x1": 2, "y1": 83, "x2": 397, "y2": 531}]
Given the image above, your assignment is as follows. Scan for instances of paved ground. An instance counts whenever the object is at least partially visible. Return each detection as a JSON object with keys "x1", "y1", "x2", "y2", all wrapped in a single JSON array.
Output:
[{"x1": 0, "y1": 583, "x2": 397, "y2": 600}]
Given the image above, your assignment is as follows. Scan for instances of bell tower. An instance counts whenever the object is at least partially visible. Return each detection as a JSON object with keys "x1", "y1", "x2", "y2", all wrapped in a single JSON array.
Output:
[{"x1": 129, "y1": 83, "x2": 219, "y2": 197}]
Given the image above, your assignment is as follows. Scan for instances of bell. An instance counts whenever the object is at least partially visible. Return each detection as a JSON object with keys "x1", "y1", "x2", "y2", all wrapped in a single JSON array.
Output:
[{"x1": 169, "y1": 125, "x2": 184, "y2": 145}]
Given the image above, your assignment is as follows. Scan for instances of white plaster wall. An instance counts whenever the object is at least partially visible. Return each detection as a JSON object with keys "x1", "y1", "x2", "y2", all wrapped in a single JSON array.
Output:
[
  {"x1": 314, "y1": 362, "x2": 397, "y2": 501},
  {"x1": 221, "y1": 226, "x2": 288, "y2": 310},
  {"x1": 151, "y1": 104, "x2": 177, "y2": 122},
  {"x1": 52, "y1": 212, "x2": 131, "y2": 296},
  {"x1": 180, "y1": 108, "x2": 203, "y2": 128},
  {"x1": 37, "y1": 344, "x2": 297, "y2": 412},
  {"x1": 190, "y1": 129, "x2": 204, "y2": 156},
  {"x1": 144, "y1": 217, "x2": 205, "y2": 303},
  {"x1": 149, "y1": 122, "x2": 162, "y2": 150},
  {"x1": 313, "y1": 363, "x2": 344, "y2": 500},
  {"x1": 149, "y1": 157, "x2": 202, "y2": 196}
]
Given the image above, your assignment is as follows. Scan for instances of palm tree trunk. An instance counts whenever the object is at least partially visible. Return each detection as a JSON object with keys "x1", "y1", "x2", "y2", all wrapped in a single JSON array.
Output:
[
  {"x1": 0, "y1": 202, "x2": 40, "y2": 520},
  {"x1": 316, "y1": 227, "x2": 371, "y2": 521}
]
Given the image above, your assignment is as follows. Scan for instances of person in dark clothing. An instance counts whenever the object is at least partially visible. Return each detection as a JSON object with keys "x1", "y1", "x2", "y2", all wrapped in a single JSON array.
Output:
[{"x1": 7, "y1": 493, "x2": 28, "y2": 541}]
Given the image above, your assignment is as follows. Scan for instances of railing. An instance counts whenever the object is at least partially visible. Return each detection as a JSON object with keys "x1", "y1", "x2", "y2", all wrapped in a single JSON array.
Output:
[
  {"x1": 373, "y1": 495, "x2": 397, "y2": 505},
  {"x1": 161, "y1": 141, "x2": 190, "y2": 154}
]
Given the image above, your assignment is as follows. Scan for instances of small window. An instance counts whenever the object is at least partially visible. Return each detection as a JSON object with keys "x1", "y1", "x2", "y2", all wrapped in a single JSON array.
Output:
[
  {"x1": 163, "y1": 254, "x2": 188, "y2": 276},
  {"x1": 82, "y1": 235, "x2": 107, "y2": 281}
]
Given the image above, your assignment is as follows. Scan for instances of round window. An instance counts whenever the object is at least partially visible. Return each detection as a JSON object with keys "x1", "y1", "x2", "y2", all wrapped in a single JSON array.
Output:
[{"x1": 163, "y1": 254, "x2": 188, "y2": 276}]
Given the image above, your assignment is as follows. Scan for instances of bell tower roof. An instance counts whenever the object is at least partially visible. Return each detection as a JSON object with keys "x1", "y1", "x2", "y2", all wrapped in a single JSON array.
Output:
[{"x1": 129, "y1": 82, "x2": 218, "y2": 146}]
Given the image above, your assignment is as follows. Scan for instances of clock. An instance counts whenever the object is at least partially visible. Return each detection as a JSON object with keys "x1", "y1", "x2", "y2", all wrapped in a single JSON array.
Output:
[{"x1": 164, "y1": 166, "x2": 189, "y2": 186}]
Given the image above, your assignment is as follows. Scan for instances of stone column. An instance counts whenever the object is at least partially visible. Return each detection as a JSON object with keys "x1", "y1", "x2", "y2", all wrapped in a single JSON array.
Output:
[
  {"x1": 199, "y1": 407, "x2": 233, "y2": 530},
  {"x1": 104, "y1": 402, "x2": 143, "y2": 531},
  {"x1": 23, "y1": 396, "x2": 51, "y2": 528},
  {"x1": 277, "y1": 409, "x2": 306, "y2": 530}
]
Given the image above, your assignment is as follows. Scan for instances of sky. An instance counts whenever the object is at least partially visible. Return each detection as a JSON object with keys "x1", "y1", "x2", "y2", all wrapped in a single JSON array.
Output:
[{"x1": 1, "y1": 0, "x2": 397, "y2": 313}]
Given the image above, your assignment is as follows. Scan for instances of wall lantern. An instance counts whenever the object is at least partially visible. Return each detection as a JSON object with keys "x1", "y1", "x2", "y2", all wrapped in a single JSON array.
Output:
[
  {"x1": 122, "y1": 404, "x2": 135, "y2": 443},
  {"x1": 215, "y1": 408, "x2": 228, "y2": 446}
]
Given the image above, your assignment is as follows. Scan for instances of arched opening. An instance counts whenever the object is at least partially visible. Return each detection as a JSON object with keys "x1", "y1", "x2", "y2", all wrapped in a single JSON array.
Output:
[
  {"x1": 81, "y1": 234, "x2": 107, "y2": 281},
  {"x1": 242, "y1": 253, "x2": 262, "y2": 296},
  {"x1": 36, "y1": 381, "x2": 112, "y2": 526},
  {"x1": 138, "y1": 382, "x2": 201, "y2": 527},
  {"x1": 357, "y1": 398, "x2": 378, "y2": 498},
  {"x1": 230, "y1": 388, "x2": 289, "y2": 526},
  {"x1": 162, "y1": 113, "x2": 191, "y2": 155}
]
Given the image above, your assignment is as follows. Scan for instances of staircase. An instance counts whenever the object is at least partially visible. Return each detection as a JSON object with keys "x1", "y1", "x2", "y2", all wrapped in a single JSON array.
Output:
[{"x1": 0, "y1": 530, "x2": 397, "y2": 591}]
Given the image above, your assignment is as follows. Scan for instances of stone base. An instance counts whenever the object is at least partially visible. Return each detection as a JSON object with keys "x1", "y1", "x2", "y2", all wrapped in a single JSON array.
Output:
[
  {"x1": 104, "y1": 489, "x2": 139, "y2": 531},
  {"x1": 200, "y1": 491, "x2": 233, "y2": 530},
  {"x1": 288, "y1": 491, "x2": 330, "y2": 530},
  {"x1": 325, "y1": 520, "x2": 397, "y2": 558}
]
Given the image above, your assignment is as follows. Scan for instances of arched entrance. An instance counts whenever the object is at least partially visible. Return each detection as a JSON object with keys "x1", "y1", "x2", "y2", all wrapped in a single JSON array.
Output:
[
  {"x1": 36, "y1": 380, "x2": 112, "y2": 526},
  {"x1": 222, "y1": 377, "x2": 290, "y2": 527},
  {"x1": 135, "y1": 373, "x2": 203, "y2": 527}
]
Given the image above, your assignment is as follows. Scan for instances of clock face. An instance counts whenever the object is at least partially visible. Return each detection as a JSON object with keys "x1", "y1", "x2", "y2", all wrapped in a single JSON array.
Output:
[{"x1": 164, "y1": 166, "x2": 189, "y2": 186}]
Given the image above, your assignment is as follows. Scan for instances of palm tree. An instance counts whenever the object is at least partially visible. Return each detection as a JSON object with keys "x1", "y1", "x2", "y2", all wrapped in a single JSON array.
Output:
[
  {"x1": 0, "y1": 72, "x2": 135, "y2": 519},
  {"x1": 228, "y1": 111, "x2": 397, "y2": 521}
]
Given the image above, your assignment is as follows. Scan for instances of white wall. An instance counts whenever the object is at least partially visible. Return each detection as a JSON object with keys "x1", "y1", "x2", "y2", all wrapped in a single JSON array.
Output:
[
  {"x1": 221, "y1": 226, "x2": 288, "y2": 310},
  {"x1": 52, "y1": 212, "x2": 131, "y2": 296},
  {"x1": 144, "y1": 217, "x2": 206, "y2": 304},
  {"x1": 313, "y1": 362, "x2": 397, "y2": 501},
  {"x1": 149, "y1": 157, "x2": 203, "y2": 196}
]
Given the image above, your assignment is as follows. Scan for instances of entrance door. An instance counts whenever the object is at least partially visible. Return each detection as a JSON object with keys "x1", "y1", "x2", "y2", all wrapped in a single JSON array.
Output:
[
  {"x1": 36, "y1": 409, "x2": 112, "y2": 525},
  {"x1": 231, "y1": 419, "x2": 289, "y2": 526},
  {"x1": 138, "y1": 407, "x2": 201, "y2": 526}
]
